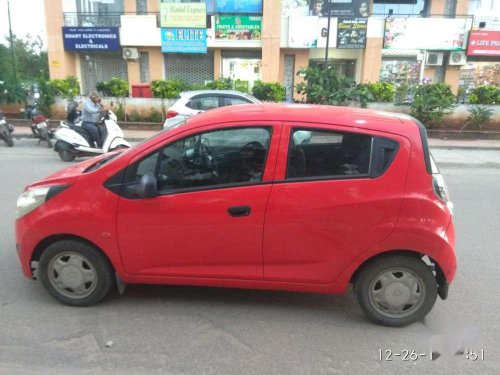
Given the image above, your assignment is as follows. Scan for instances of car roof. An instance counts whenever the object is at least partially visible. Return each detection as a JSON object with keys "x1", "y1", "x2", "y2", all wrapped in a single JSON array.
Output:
[
  {"x1": 183, "y1": 103, "x2": 414, "y2": 134},
  {"x1": 180, "y1": 90, "x2": 256, "y2": 97}
]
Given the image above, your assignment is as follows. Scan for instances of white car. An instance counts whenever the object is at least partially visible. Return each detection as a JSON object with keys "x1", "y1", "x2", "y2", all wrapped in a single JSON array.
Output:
[{"x1": 164, "y1": 90, "x2": 261, "y2": 128}]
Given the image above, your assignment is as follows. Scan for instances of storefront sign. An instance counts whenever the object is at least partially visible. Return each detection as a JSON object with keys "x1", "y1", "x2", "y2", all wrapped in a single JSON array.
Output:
[
  {"x1": 324, "y1": 0, "x2": 369, "y2": 17},
  {"x1": 316, "y1": 17, "x2": 338, "y2": 48},
  {"x1": 62, "y1": 27, "x2": 120, "y2": 51},
  {"x1": 383, "y1": 18, "x2": 470, "y2": 50},
  {"x1": 215, "y1": 16, "x2": 262, "y2": 40},
  {"x1": 160, "y1": 3, "x2": 206, "y2": 28},
  {"x1": 337, "y1": 18, "x2": 367, "y2": 49},
  {"x1": 467, "y1": 30, "x2": 500, "y2": 57},
  {"x1": 288, "y1": 16, "x2": 319, "y2": 48},
  {"x1": 216, "y1": 0, "x2": 262, "y2": 14},
  {"x1": 161, "y1": 28, "x2": 207, "y2": 53},
  {"x1": 282, "y1": 0, "x2": 368, "y2": 17}
]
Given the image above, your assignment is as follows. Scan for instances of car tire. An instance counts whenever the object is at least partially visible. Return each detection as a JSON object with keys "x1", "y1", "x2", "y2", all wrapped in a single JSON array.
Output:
[
  {"x1": 38, "y1": 240, "x2": 114, "y2": 307},
  {"x1": 355, "y1": 254, "x2": 437, "y2": 327}
]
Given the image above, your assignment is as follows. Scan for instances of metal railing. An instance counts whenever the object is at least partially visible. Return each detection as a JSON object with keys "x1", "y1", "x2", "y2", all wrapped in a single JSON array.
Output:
[{"x1": 63, "y1": 12, "x2": 123, "y2": 27}]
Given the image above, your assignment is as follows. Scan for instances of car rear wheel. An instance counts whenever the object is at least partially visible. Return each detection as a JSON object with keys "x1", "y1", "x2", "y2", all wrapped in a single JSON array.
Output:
[
  {"x1": 38, "y1": 240, "x2": 114, "y2": 306},
  {"x1": 355, "y1": 255, "x2": 437, "y2": 327}
]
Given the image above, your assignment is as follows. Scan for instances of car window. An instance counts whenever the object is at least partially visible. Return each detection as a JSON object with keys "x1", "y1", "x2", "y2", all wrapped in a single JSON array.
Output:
[
  {"x1": 128, "y1": 127, "x2": 272, "y2": 193},
  {"x1": 224, "y1": 97, "x2": 251, "y2": 106},
  {"x1": 287, "y1": 129, "x2": 373, "y2": 179},
  {"x1": 186, "y1": 96, "x2": 220, "y2": 111}
]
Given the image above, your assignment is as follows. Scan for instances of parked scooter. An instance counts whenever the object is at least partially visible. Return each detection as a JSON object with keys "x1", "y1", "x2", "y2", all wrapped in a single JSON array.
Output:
[
  {"x1": 54, "y1": 109, "x2": 130, "y2": 162},
  {"x1": 0, "y1": 112, "x2": 15, "y2": 147},
  {"x1": 25, "y1": 105, "x2": 54, "y2": 148}
]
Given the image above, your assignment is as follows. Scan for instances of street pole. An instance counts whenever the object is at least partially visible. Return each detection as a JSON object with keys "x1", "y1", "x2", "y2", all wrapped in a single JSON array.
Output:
[
  {"x1": 324, "y1": 9, "x2": 332, "y2": 69},
  {"x1": 7, "y1": 0, "x2": 17, "y2": 83}
]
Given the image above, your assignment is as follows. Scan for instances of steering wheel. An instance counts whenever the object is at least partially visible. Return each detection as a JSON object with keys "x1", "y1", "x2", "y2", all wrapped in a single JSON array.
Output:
[{"x1": 194, "y1": 138, "x2": 219, "y2": 177}]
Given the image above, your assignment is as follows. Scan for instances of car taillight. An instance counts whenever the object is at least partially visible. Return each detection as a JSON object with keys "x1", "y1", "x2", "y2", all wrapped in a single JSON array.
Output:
[
  {"x1": 433, "y1": 174, "x2": 454, "y2": 215},
  {"x1": 166, "y1": 111, "x2": 178, "y2": 119}
]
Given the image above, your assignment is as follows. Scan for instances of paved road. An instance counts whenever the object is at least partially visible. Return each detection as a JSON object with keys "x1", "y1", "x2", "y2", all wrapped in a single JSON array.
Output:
[{"x1": 0, "y1": 139, "x2": 499, "y2": 374}]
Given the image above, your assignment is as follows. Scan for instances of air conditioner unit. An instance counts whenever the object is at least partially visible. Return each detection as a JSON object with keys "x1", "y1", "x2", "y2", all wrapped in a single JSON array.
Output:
[
  {"x1": 426, "y1": 52, "x2": 444, "y2": 66},
  {"x1": 449, "y1": 51, "x2": 467, "y2": 66},
  {"x1": 122, "y1": 47, "x2": 139, "y2": 60}
]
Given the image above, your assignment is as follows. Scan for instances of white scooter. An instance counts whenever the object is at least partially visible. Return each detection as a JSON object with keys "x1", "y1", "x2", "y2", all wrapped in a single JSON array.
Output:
[{"x1": 54, "y1": 110, "x2": 130, "y2": 162}]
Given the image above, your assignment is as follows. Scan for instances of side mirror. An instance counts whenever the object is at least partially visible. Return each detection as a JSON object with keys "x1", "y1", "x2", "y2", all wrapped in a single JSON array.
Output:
[{"x1": 138, "y1": 173, "x2": 158, "y2": 198}]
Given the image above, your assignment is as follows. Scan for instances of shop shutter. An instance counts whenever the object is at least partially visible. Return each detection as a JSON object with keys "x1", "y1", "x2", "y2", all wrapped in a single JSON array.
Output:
[
  {"x1": 80, "y1": 52, "x2": 128, "y2": 94},
  {"x1": 164, "y1": 52, "x2": 214, "y2": 85}
]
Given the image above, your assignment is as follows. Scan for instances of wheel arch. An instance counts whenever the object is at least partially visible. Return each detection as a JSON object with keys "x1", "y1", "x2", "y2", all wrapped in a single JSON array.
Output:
[
  {"x1": 31, "y1": 234, "x2": 116, "y2": 274},
  {"x1": 348, "y1": 249, "x2": 447, "y2": 299}
]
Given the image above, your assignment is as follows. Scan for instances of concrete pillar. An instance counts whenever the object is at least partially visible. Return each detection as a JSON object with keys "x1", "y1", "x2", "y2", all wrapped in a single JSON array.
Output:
[
  {"x1": 213, "y1": 48, "x2": 222, "y2": 80},
  {"x1": 261, "y1": 0, "x2": 281, "y2": 82},
  {"x1": 361, "y1": 38, "x2": 383, "y2": 83},
  {"x1": 45, "y1": 0, "x2": 77, "y2": 79}
]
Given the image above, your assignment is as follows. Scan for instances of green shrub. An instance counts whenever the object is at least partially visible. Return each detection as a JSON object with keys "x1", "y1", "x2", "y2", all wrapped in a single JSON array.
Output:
[
  {"x1": 114, "y1": 99, "x2": 126, "y2": 121},
  {"x1": 96, "y1": 77, "x2": 129, "y2": 97},
  {"x1": 37, "y1": 79, "x2": 56, "y2": 117},
  {"x1": 296, "y1": 66, "x2": 371, "y2": 106},
  {"x1": 146, "y1": 107, "x2": 163, "y2": 123},
  {"x1": 410, "y1": 83, "x2": 456, "y2": 127},
  {"x1": 358, "y1": 82, "x2": 395, "y2": 103},
  {"x1": 128, "y1": 109, "x2": 142, "y2": 122},
  {"x1": 151, "y1": 79, "x2": 187, "y2": 99},
  {"x1": 461, "y1": 105, "x2": 494, "y2": 130},
  {"x1": 204, "y1": 78, "x2": 232, "y2": 90},
  {"x1": 252, "y1": 81, "x2": 286, "y2": 102},
  {"x1": 468, "y1": 85, "x2": 500, "y2": 105},
  {"x1": 394, "y1": 83, "x2": 416, "y2": 105},
  {"x1": 0, "y1": 81, "x2": 27, "y2": 104},
  {"x1": 50, "y1": 76, "x2": 80, "y2": 100}
]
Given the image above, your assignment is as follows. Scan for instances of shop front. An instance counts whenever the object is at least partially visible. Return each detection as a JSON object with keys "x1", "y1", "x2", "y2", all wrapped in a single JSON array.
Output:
[
  {"x1": 220, "y1": 51, "x2": 262, "y2": 92},
  {"x1": 380, "y1": 51, "x2": 421, "y2": 84}
]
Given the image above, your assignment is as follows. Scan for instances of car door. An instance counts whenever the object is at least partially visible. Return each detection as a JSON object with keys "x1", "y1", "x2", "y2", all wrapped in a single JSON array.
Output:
[
  {"x1": 263, "y1": 123, "x2": 410, "y2": 284},
  {"x1": 116, "y1": 122, "x2": 281, "y2": 280}
]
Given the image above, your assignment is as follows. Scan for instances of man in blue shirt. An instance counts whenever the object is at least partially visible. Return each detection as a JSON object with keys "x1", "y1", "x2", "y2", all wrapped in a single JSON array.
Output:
[{"x1": 81, "y1": 91, "x2": 105, "y2": 148}]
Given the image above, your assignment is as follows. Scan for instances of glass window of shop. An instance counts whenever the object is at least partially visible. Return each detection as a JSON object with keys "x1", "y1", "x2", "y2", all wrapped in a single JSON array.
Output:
[
  {"x1": 372, "y1": 0, "x2": 429, "y2": 17},
  {"x1": 221, "y1": 51, "x2": 262, "y2": 92},
  {"x1": 309, "y1": 59, "x2": 357, "y2": 80},
  {"x1": 380, "y1": 58, "x2": 421, "y2": 85}
]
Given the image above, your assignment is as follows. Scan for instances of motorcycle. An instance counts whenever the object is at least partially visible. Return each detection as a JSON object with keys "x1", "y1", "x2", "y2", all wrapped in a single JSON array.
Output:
[
  {"x1": 25, "y1": 105, "x2": 54, "y2": 148},
  {"x1": 0, "y1": 112, "x2": 15, "y2": 147},
  {"x1": 54, "y1": 109, "x2": 131, "y2": 162}
]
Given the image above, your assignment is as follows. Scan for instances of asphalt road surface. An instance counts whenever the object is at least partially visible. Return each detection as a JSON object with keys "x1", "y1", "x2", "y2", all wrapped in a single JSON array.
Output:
[{"x1": 1, "y1": 138, "x2": 499, "y2": 374}]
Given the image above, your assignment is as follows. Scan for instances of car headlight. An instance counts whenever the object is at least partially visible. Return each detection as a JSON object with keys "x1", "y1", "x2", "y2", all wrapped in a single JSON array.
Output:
[{"x1": 16, "y1": 185, "x2": 69, "y2": 219}]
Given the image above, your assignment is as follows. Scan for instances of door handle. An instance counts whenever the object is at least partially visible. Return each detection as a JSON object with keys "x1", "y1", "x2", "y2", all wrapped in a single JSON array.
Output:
[{"x1": 227, "y1": 205, "x2": 251, "y2": 217}]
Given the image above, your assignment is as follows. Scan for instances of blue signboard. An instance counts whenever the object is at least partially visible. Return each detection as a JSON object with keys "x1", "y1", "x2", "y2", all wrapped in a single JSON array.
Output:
[
  {"x1": 62, "y1": 27, "x2": 120, "y2": 51},
  {"x1": 216, "y1": 0, "x2": 262, "y2": 14},
  {"x1": 161, "y1": 28, "x2": 207, "y2": 53}
]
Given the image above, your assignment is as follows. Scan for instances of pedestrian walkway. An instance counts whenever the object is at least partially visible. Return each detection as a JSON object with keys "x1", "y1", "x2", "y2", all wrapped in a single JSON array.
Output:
[{"x1": 11, "y1": 125, "x2": 500, "y2": 149}]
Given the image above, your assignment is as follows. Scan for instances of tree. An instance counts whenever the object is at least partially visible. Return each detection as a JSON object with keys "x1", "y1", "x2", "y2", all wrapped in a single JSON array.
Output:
[{"x1": 0, "y1": 34, "x2": 49, "y2": 83}]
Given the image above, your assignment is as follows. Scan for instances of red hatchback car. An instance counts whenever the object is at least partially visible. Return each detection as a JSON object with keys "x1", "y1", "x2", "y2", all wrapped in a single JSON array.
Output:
[{"x1": 16, "y1": 104, "x2": 455, "y2": 326}]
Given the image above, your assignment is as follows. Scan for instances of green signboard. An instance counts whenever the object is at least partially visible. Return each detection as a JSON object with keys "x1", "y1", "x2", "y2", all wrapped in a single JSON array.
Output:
[{"x1": 215, "y1": 15, "x2": 262, "y2": 40}]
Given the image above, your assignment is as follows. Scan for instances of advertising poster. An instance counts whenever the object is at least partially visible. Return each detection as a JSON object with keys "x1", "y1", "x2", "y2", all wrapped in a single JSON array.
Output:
[
  {"x1": 282, "y1": 0, "x2": 368, "y2": 17},
  {"x1": 383, "y1": 17, "x2": 470, "y2": 50},
  {"x1": 215, "y1": 16, "x2": 262, "y2": 40},
  {"x1": 161, "y1": 28, "x2": 207, "y2": 53},
  {"x1": 324, "y1": 0, "x2": 369, "y2": 17},
  {"x1": 336, "y1": 18, "x2": 367, "y2": 49},
  {"x1": 62, "y1": 27, "x2": 120, "y2": 51},
  {"x1": 216, "y1": 0, "x2": 262, "y2": 14},
  {"x1": 467, "y1": 30, "x2": 500, "y2": 57},
  {"x1": 160, "y1": 3, "x2": 206, "y2": 28}
]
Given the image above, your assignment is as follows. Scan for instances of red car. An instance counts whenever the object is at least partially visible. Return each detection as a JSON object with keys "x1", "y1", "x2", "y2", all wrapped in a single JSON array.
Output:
[{"x1": 15, "y1": 104, "x2": 455, "y2": 327}]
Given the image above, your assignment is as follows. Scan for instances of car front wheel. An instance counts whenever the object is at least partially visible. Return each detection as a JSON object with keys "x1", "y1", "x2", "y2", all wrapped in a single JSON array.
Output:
[
  {"x1": 38, "y1": 240, "x2": 114, "y2": 307},
  {"x1": 355, "y1": 255, "x2": 438, "y2": 327}
]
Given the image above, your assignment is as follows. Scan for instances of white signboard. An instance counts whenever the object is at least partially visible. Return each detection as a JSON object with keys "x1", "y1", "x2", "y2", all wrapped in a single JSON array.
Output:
[
  {"x1": 288, "y1": 16, "x2": 319, "y2": 48},
  {"x1": 384, "y1": 18, "x2": 471, "y2": 51}
]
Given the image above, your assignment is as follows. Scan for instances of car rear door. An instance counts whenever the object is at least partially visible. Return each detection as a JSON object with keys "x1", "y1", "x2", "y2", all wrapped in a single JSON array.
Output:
[
  {"x1": 115, "y1": 122, "x2": 282, "y2": 280},
  {"x1": 263, "y1": 123, "x2": 411, "y2": 284}
]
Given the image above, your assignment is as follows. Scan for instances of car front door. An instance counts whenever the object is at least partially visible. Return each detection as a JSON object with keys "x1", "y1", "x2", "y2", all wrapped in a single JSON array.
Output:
[
  {"x1": 263, "y1": 123, "x2": 410, "y2": 284},
  {"x1": 115, "y1": 122, "x2": 281, "y2": 280}
]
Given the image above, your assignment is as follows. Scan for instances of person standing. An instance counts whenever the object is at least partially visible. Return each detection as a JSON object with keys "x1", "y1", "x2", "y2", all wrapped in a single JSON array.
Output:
[{"x1": 81, "y1": 91, "x2": 104, "y2": 148}]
